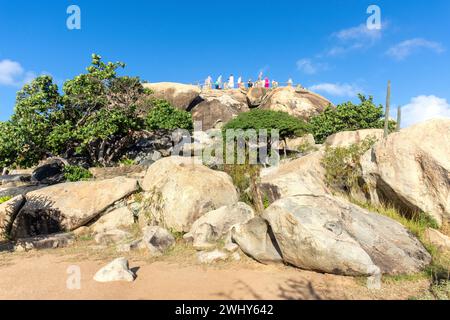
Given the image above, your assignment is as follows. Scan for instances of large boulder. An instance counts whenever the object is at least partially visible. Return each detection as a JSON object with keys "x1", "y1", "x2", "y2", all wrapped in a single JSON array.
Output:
[
  {"x1": 184, "y1": 202, "x2": 255, "y2": 250},
  {"x1": 361, "y1": 119, "x2": 450, "y2": 226},
  {"x1": 246, "y1": 87, "x2": 268, "y2": 107},
  {"x1": 31, "y1": 157, "x2": 68, "y2": 185},
  {"x1": 141, "y1": 226, "x2": 175, "y2": 256},
  {"x1": 143, "y1": 82, "x2": 201, "y2": 110},
  {"x1": 11, "y1": 177, "x2": 139, "y2": 239},
  {"x1": 232, "y1": 217, "x2": 283, "y2": 264},
  {"x1": 259, "y1": 87, "x2": 331, "y2": 120},
  {"x1": 424, "y1": 228, "x2": 450, "y2": 253},
  {"x1": 259, "y1": 151, "x2": 330, "y2": 204},
  {"x1": 191, "y1": 90, "x2": 250, "y2": 130},
  {"x1": 91, "y1": 207, "x2": 135, "y2": 234},
  {"x1": 263, "y1": 194, "x2": 431, "y2": 276},
  {"x1": 0, "y1": 195, "x2": 25, "y2": 242},
  {"x1": 141, "y1": 157, "x2": 239, "y2": 233},
  {"x1": 325, "y1": 129, "x2": 384, "y2": 148}
]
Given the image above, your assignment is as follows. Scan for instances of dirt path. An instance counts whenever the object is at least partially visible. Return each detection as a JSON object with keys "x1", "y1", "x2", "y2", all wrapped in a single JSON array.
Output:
[{"x1": 0, "y1": 249, "x2": 430, "y2": 300}]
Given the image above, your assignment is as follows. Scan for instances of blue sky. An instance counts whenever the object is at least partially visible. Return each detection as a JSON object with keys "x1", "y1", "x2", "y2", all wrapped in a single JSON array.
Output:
[{"x1": 1, "y1": 0, "x2": 449, "y2": 126}]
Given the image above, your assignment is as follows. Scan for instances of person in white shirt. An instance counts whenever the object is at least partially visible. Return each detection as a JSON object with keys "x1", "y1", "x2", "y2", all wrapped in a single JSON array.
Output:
[
  {"x1": 228, "y1": 74, "x2": 235, "y2": 89},
  {"x1": 287, "y1": 78, "x2": 293, "y2": 87}
]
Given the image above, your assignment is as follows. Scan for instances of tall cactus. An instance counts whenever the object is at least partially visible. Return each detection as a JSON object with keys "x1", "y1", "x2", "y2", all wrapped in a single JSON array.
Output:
[
  {"x1": 396, "y1": 105, "x2": 402, "y2": 132},
  {"x1": 384, "y1": 80, "x2": 391, "y2": 138}
]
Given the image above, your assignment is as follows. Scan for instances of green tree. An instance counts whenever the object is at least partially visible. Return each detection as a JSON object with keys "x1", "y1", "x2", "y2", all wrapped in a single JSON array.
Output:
[
  {"x1": 310, "y1": 94, "x2": 395, "y2": 143},
  {"x1": 146, "y1": 99, "x2": 193, "y2": 131},
  {"x1": 9, "y1": 75, "x2": 62, "y2": 167}
]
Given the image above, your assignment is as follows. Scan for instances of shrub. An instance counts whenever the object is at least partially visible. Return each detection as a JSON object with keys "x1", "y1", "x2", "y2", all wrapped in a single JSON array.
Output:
[
  {"x1": 223, "y1": 109, "x2": 310, "y2": 140},
  {"x1": 145, "y1": 99, "x2": 193, "y2": 131},
  {"x1": 63, "y1": 165, "x2": 93, "y2": 182},
  {"x1": 322, "y1": 137, "x2": 377, "y2": 193},
  {"x1": 0, "y1": 196, "x2": 12, "y2": 205},
  {"x1": 310, "y1": 94, "x2": 395, "y2": 143}
]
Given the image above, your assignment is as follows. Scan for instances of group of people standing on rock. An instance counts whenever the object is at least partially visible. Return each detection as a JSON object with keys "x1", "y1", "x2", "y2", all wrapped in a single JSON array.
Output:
[{"x1": 203, "y1": 72, "x2": 294, "y2": 90}]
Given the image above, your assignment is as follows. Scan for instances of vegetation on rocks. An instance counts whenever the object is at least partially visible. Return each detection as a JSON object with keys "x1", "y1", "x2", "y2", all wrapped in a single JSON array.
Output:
[
  {"x1": 63, "y1": 165, "x2": 93, "y2": 182},
  {"x1": 0, "y1": 196, "x2": 12, "y2": 205},
  {"x1": 310, "y1": 94, "x2": 395, "y2": 143},
  {"x1": 146, "y1": 99, "x2": 193, "y2": 131}
]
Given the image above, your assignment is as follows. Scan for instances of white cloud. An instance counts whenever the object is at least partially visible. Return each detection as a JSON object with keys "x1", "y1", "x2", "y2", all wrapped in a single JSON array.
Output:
[
  {"x1": 401, "y1": 95, "x2": 450, "y2": 128},
  {"x1": 0, "y1": 59, "x2": 24, "y2": 85},
  {"x1": 0, "y1": 59, "x2": 36, "y2": 87},
  {"x1": 386, "y1": 38, "x2": 445, "y2": 60},
  {"x1": 308, "y1": 83, "x2": 362, "y2": 98},
  {"x1": 296, "y1": 58, "x2": 327, "y2": 75}
]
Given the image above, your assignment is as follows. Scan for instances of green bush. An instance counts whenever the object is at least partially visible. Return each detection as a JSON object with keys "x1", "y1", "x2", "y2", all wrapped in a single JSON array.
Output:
[
  {"x1": 310, "y1": 94, "x2": 395, "y2": 143},
  {"x1": 223, "y1": 109, "x2": 310, "y2": 140},
  {"x1": 0, "y1": 196, "x2": 12, "y2": 205},
  {"x1": 146, "y1": 99, "x2": 193, "y2": 131},
  {"x1": 322, "y1": 137, "x2": 377, "y2": 193},
  {"x1": 63, "y1": 165, "x2": 93, "y2": 182}
]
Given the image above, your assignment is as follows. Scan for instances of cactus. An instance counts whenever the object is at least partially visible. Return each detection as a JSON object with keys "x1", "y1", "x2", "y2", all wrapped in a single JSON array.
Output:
[
  {"x1": 396, "y1": 105, "x2": 402, "y2": 132},
  {"x1": 384, "y1": 80, "x2": 391, "y2": 138}
]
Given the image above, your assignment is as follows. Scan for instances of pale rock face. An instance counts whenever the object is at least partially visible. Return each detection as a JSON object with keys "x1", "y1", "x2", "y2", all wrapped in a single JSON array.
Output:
[
  {"x1": 325, "y1": 129, "x2": 384, "y2": 148},
  {"x1": 184, "y1": 202, "x2": 255, "y2": 250},
  {"x1": 231, "y1": 217, "x2": 283, "y2": 265},
  {"x1": 259, "y1": 87, "x2": 331, "y2": 120},
  {"x1": 93, "y1": 258, "x2": 135, "y2": 283},
  {"x1": 263, "y1": 195, "x2": 431, "y2": 276},
  {"x1": 424, "y1": 228, "x2": 450, "y2": 253},
  {"x1": 0, "y1": 195, "x2": 25, "y2": 242},
  {"x1": 141, "y1": 226, "x2": 175, "y2": 256},
  {"x1": 246, "y1": 87, "x2": 268, "y2": 107},
  {"x1": 14, "y1": 233, "x2": 74, "y2": 252},
  {"x1": 360, "y1": 119, "x2": 450, "y2": 225},
  {"x1": 283, "y1": 134, "x2": 316, "y2": 151},
  {"x1": 141, "y1": 157, "x2": 238, "y2": 233},
  {"x1": 91, "y1": 207, "x2": 135, "y2": 234},
  {"x1": 259, "y1": 151, "x2": 330, "y2": 204},
  {"x1": 94, "y1": 229, "x2": 132, "y2": 245},
  {"x1": 11, "y1": 177, "x2": 138, "y2": 239},
  {"x1": 197, "y1": 249, "x2": 229, "y2": 264},
  {"x1": 143, "y1": 82, "x2": 201, "y2": 110}
]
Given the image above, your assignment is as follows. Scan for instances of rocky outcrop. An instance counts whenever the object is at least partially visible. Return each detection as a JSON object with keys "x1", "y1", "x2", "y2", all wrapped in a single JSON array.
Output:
[
  {"x1": 246, "y1": 87, "x2": 268, "y2": 107},
  {"x1": 11, "y1": 177, "x2": 139, "y2": 239},
  {"x1": 184, "y1": 202, "x2": 255, "y2": 250},
  {"x1": 141, "y1": 157, "x2": 238, "y2": 233},
  {"x1": 259, "y1": 151, "x2": 330, "y2": 204},
  {"x1": 91, "y1": 207, "x2": 135, "y2": 234},
  {"x1": 191, "y1": 90, "x2": 250, "y2": 130},
  {"x1": 14, "y1": 233, "x2": 74, "y2": 252},
  {"x1": 143, "y1": 82, "x2": 201, "y2": 110},
  {"x1": 263, "y1": 195, "x2": 431, "y2": 276},
  {"x1": 325, "y1": 129, "x2": 384, "y2": 148},
  {"x1": 197, "y1": 249, "x2": 229, "y2": 264},
  {"x1": 424, "y1": 228, "x2": 450, "y2": 253},
  {"x1": 361, "y1": 119, "x2": 450, "y2": 226},
  {"x1": 31, "y1": 157, "x2": 68, "y2": 185},
  {"x1": 232, "y1": 217, "x2": 283, "y2": 265},
  {"x1": 89, "y1": 165, "x2": 146, "y2": 181},
  {"x1": 93, "y1": 258, "x2": 135, "y2": 283},
  {"x1": 0, "y1": 195, "x2": 25, "y2": 242},
  {"x1": 283, "y1": 134, "x2": 316, "y2": 151},
  {"x1": 259, "y1": 87, "x2": 331, "y2": 120}
]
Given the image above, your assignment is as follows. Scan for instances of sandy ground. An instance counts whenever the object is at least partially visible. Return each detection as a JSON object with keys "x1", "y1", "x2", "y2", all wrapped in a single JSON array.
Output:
[{"x1": 0, "y1": 243, "x2": 431, "y2": 300}]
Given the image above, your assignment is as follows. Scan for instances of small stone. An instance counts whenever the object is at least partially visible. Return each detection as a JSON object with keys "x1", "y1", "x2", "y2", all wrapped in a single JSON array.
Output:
[
  {"x1": 142, "y1": 226, "x2": 175, "y2": 256},
  {"x1": 93, "y1": 258, "x2": 135, "y2": 283},
  {"x1": 224, "y1": 242, "x2": 239, "y2": 253},
  {"x1": 197, "y1": 249, "x2": 228, "y2": 264},
  {"x1": 94, "y1": 229, "x2": 131, "y2": 245},
  {"x1": 367, "y1": 272, "x2": 382, "y2": 290}
]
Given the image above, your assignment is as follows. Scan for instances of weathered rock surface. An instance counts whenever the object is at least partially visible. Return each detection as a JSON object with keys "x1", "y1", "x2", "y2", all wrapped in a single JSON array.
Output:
[
  {"x1": 283, "y1": 134, "x2": 316, "y2": 151},
  {"x1": 141, "y1": 157, "x2": 238, "y2": 232},
  {"x1": 89, "y1": 165, "x2": 146, "y2": 181},
  {"x1": 263, "y1": 195, "x2": 431, "y2": 276},
  {"x1": 0, "y1": 184, "x2": 45, "y2": 199},
  {"x1": 0, "y1": 174, "x2": 31, "y2": 187},
  {"x1": 94, "y1": 229, "x2": 132, "y2": 245},
  {"x1": 31, "y1": 157, "x2": 68, "y2": 185},
  {"x1": 259, "y1": 87, "x2": 331, "y2": 120},
  {"x1": 93, "y1": 258, "x2": 135, "y2": 283},
  {"x1": 325, "y1": 129, "x2": 384, "y2": 148},
  {"x1": 361, "y1": 119, "x2": 450, "y2": 225},
  {"x1": 232, "y1": 217, "x2": 283, "y2": 264},
  {"x1": 424, "y1": 228, "x2": 450, "y2": 253},
  {"x1": 246, "y1": 87, "x2": 268, "y2": 107},
  {"x1": 14, "y1": 233, "x2": 74, "y2": 252},
  {"x1": 11, "y1": 177, "x2": 138, "y2": 239},
  {"x1": 197, "y1": 249, "x2": 228, "y2": 264},
  {"x1": 143, "y1": 82, "x2": 201, "y2": 110},
  {"x1": 184, "y1": 202, "x2": 255, "y2": 250},
  {"x1": 91, "y1": 207, "x2": 135, "y2": 234},
  {"x1": 259, "y1": 151, "x2": 330, "y2": 204},
  {"x1": 191, "y1": 91, "x2": 250, "y2": 130},
  {"x1": 0, "y1": 195, "x2": 25, "y2": 242},
  {"x1": 141, "y1": 226, "x2": 175, "y2": 256}
]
